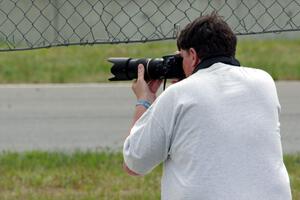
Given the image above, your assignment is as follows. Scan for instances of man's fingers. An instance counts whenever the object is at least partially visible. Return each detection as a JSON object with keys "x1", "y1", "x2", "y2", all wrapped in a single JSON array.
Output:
[
  {"x1": 137, "y1": 64, "x2": 145, "y2": 81},
  {"x1": 174, "y1": 50, "x2": 180, "y2": 55},
  {"x1": 148, "y1": 79, "x2": 162, "y2": 93},
  {"x1": 131, "y1": 79, "x2": 137, "y2": 88},
  {"x1": 171, "y1": 78, "x2": 179, "y2": 84}
]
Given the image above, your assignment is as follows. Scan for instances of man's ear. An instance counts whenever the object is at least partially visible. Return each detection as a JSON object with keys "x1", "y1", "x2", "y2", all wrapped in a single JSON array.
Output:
[{"x1": 189, "y1": 48, "x2": 200, "y2": 70}]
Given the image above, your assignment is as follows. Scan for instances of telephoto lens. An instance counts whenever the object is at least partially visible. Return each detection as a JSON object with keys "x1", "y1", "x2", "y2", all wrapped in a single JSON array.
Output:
[{"x1": 108, "y1": 54, "x2": 185, "y2": 81}]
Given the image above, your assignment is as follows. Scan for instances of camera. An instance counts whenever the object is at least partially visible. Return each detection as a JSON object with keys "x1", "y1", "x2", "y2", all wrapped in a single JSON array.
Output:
[{"x1": 108, "y1": 54, "x2": 185, "y2": 81}]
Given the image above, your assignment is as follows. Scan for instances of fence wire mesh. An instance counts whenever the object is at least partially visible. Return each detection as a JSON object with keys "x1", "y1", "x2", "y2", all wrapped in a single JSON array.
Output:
[{"x1": 0, "y1": 0, "x2": 300, "y2": 51}]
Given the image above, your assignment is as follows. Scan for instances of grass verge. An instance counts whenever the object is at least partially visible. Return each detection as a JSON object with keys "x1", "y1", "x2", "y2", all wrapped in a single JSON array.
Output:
[
  {"x1": 0, "y1": 151, "x2": 298, "y2": 200},
  {"x1": 0, "y1": 39, "x2": 299, "y2": 83}
]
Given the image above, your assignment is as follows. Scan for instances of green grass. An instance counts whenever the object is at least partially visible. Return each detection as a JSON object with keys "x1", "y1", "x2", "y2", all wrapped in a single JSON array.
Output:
[
  {"x1": 0, "y1": 151, "x2": 299, "y2": 200},
  {"x1": 237, "y1": 39, "x2": 300, "y2": 80},
  {"x1": 284, "y1": 154, "x2": 300, "y2": 200},
  {"x1": 0, "y1": 151, "x2": 161, "y2": 200},
  {"x1": 0, "y1": 39, "x2": 300, "y2": 83}
]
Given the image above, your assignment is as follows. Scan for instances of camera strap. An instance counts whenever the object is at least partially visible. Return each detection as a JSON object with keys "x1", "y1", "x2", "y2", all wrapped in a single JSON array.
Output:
[{"x1": 193, "y1": 55, "x2": 240, "y2": 74}]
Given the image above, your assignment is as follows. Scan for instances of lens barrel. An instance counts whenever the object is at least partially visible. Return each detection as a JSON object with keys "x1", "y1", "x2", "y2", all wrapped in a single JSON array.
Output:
[{"x1": 108, "y1": 54, "x2": 184, "y2": 81}]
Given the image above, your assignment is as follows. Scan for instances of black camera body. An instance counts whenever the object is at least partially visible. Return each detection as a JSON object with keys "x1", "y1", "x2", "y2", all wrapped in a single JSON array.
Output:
[{"x1": 108, "y1": 54, "x2": 185, "y2": 81}]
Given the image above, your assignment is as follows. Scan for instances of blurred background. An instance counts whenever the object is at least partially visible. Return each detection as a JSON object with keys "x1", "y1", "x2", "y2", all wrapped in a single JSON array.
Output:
[{"x1": 0, "y1": 0, "x2": 299, "y2": 199}]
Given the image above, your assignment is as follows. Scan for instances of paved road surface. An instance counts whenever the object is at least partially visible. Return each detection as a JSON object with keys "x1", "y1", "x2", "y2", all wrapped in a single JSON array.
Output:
[{"x1": 0, "y1": 82, "x2": 299, "y2": 154}]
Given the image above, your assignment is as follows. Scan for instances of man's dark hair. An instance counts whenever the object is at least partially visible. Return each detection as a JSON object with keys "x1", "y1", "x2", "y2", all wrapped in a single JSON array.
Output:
[{"x1": 177, "y1": 12, "x2": 237, "y2": 58}]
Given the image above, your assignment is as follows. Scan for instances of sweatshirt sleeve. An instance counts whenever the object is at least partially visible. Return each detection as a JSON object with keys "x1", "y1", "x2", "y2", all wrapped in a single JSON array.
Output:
[{"x1": 123, "y1": 88, "x2": 175, "y2": 175}]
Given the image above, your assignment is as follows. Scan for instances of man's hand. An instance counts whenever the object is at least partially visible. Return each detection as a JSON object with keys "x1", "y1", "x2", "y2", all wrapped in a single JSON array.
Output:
[
  {"x1": 132, "y1": 64, "x2": 162, "y2": 103},
  {"x1": 125, "y1": 64, "x2": 163, "y2": 176}
]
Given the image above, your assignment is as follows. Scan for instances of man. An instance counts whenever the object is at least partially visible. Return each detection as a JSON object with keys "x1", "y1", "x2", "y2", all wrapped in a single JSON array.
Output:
[{"x1": 123, "y1": 13, "x2": 292, "y2": 200}]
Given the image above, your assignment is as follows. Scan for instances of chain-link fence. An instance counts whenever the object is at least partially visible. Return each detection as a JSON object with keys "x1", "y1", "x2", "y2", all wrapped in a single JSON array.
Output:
[{"x1": 0, "y1": 0, "x2": 300, "y2": 51}]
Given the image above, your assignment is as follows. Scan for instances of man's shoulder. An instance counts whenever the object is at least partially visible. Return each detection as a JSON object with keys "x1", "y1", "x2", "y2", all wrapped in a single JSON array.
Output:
[
  {"x1": 165, "y1": 76, "x2": 199, "y2": 92},
  {"x1": 239, "y1": 66, "x2": 275, "y2": 83},
  {"x1": 240, "y1": 66, "x2": 271, "y2": 75},
  {"x1": 165, "y1": 65, "x2": 275, "y2": 93}
]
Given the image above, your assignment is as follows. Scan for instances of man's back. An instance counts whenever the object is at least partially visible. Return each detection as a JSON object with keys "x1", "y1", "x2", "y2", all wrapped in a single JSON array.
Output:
[
  {"x1": 124, "y1": 62, "x2": 292, "y2": 199},
  {"x1": 124, "y1": 13, "x2": 291, "y2": 200},
  {"x1": 160, "y1": 63, "x2": 292, "y2": 199}
]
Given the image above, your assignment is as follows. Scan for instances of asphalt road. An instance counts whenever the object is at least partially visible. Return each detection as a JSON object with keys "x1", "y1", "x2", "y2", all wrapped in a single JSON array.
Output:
[{"x1": 0, "y1": 82, "x2": 299, "y2": 154}]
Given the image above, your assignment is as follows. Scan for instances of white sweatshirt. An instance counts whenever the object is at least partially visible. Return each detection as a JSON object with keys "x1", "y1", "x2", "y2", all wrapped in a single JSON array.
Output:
[{"x1": 124, "y1": 63, "x2": 292, "y2": 200}]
